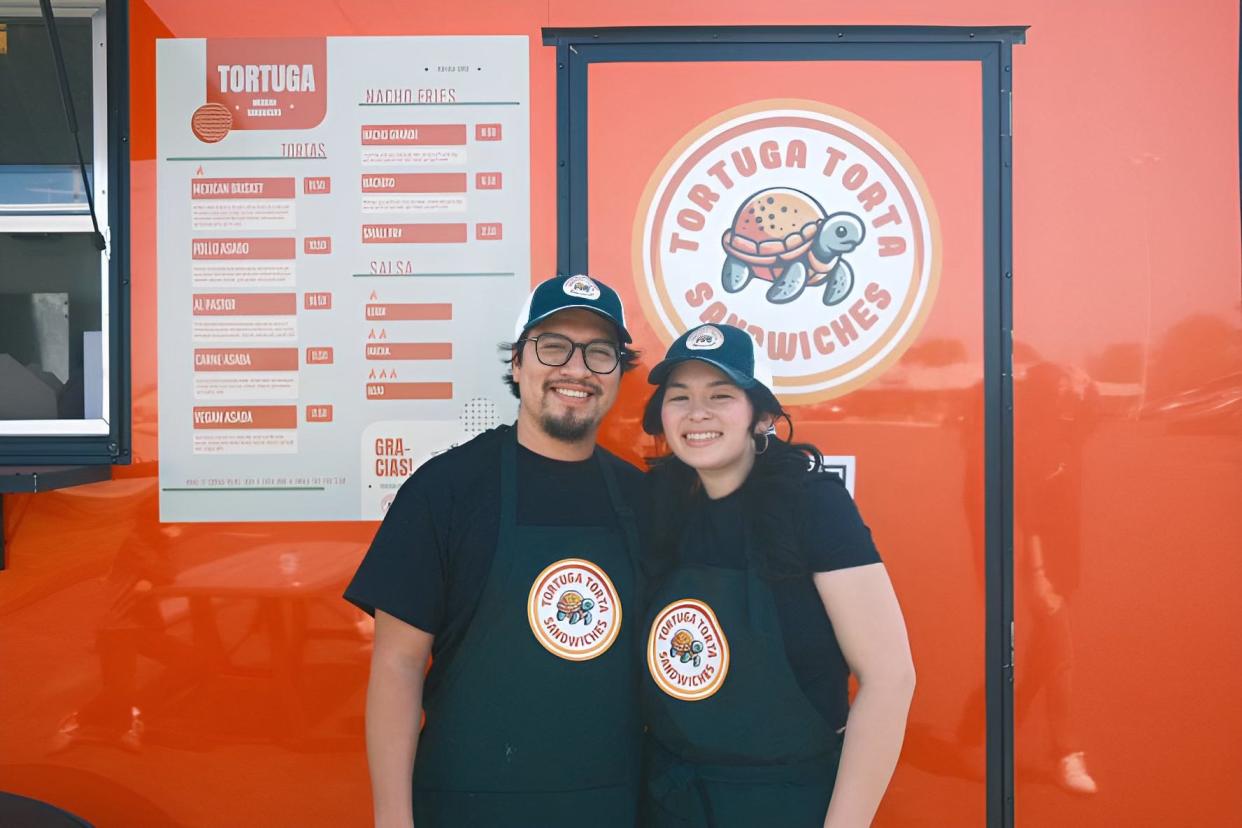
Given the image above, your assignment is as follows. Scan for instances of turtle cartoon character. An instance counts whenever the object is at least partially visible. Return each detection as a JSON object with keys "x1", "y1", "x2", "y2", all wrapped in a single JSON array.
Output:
[
  {"x1": 557, "y1": 590, "x2": 595, "y2": 625},
  {"x1": 669, "y1": 629, "x2": 705, "y2": 668},
  {"x1": 720, "y1": 187, "x2": 865, "y2": 306}
]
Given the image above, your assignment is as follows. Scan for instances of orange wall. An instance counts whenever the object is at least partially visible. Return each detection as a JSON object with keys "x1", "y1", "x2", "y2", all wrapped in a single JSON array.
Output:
[{"x1": 1, "y1": 2, "x2": 1239, "y2": 826}]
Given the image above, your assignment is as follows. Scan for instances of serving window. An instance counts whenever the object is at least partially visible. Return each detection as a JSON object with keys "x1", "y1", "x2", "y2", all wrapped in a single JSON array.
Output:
[{"x1": 0, "y1": 0, "x2": 127, "y2": 463}]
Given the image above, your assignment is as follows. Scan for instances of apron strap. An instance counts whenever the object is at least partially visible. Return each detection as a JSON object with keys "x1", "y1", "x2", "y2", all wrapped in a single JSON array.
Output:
[
  {"x1": 596, "y1": 449, "x2": 642, "y2": 567},
  {"x1": 741, "y1": 517, "x2": 770, "y2": 630},
  {"x1": 465, "y1": 427, "x2": 521, "y2": 634},
  {"x1": 499, "y1": 427, "x2": 519, "y2": 527}
]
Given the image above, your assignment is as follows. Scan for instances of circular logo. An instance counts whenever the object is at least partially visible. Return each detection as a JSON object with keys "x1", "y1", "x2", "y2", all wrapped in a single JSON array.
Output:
[
  {"x1": 647, "y1": 598, "x2": 730, "y2": 701},
  {"x1": 634, "y1": 99, "x2": 941, "y2": 403},
  {"x1": 527, "y1": 558, "x2": 621, "y2": 661},
  {"x1": 191, "y1": 102, "x2": 233, "y2": 144},
  {"x1": 685, "y1": 324, "x2": 725, "y2": 351},
  {"x1": 563, "y1": 274, "x2": 602, "y2": 301}
]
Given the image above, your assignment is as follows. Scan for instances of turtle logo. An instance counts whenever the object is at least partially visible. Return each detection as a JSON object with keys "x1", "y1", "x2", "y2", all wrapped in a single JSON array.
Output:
[
  {"x1": 669, "y1": 629, "x2": 705, "y2": 667},
  {"x1": 635, "y1": 99, "x2": 941, "y2": 403},
  {"x1": 528, "y1": 558, "x2": 621, "y2": 662},
  {"x1": 685, "y1": 324, "x2": 725, "y2": 351},
  {"x1": 721, "y1": 188, "x2": 865, "y2": 306},
  {"x1": 647, "y1": 598, "x2": 730, "y2": 701},
  {"x1": 556, "y1": 590, "x2": 594, "y2": 625},
  {"x1": 562, "y1": 274, "x2": 601, "y2": 301}
]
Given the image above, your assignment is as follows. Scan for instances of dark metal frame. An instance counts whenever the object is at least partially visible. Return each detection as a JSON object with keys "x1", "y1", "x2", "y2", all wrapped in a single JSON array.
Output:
[
  {"x1": 544, "y1": 25, "x2": 1023, "y2": 827},
  {"x1": 0, "y1": 0, "x2": 131, "y2": 467}
]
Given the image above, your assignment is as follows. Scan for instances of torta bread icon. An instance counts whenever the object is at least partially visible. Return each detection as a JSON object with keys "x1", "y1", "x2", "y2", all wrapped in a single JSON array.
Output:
[{"x1": 191, "y1": 103, "x2": 233, "y2": 143}]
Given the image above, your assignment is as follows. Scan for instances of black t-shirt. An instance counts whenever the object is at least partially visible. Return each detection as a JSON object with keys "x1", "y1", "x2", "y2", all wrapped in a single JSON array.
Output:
[
  {"x1": 670, "y1": 475, "x2": 881, "y2": 730},
  {"x1": 344, "y1": 425, "x2": 646, "y2": 699}
]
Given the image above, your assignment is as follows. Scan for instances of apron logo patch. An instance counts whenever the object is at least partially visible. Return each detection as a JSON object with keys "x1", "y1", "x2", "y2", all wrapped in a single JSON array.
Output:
[
  {"x1": 647, "y1": 598, "x2": 730, "y2": 701},
  {"x1": 527, "y1": 558, "x2": 622, "y2": 661}
]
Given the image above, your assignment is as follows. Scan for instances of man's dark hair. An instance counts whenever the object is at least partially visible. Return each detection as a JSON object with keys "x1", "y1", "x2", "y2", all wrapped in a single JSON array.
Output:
[{"x1": 498, "y1": 338, "x2": 640, "y2": 399}]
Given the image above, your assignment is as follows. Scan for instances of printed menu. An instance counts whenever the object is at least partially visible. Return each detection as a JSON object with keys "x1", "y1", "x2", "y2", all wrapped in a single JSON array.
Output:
[{"x1": 157, "y1": 37, "x2": 528, "y2": 521}]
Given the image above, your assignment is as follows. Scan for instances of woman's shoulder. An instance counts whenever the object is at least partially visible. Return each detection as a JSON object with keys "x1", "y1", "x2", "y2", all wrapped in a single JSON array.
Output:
[
  {"x1": 795, "y1": 470, "x2": 857, "y2": 511},
  {"x1": 792, "y1": 471, "x2": 882, "y2": 571}
]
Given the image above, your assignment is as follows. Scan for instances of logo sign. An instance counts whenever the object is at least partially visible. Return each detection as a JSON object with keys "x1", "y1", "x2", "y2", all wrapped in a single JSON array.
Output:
[
  {"x1": 685, "y1": 324, "x2": 725, "y2": 351},
  {"x1": 647, "y1": 598, "x2": 730, "y2": 701},
  {"x1": 563, "y1": 274, "x2": 602, "y2": 301},
  {"x1": 528, "y1": 558, "x2": 622, "y2": 661},
  {"x1": 635, "y1": 99, "x2": 941, "y2": 402},
  {"x1": 195, "y1": 38, "x2": 328, "y2": 142}
]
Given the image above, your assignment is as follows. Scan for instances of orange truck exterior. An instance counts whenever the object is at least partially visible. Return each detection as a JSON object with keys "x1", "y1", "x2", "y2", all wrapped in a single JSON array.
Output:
[{"x1": 1, "y1": 1, "x2": 1239, "y2": 826}]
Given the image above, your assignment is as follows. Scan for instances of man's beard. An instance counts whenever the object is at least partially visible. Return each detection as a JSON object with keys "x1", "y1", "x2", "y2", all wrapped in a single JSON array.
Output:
[
  {"x1": 538, "y1": 379, "x2": 602, "y2": 443},
  {"x1": 539, "y1": 408, "x2": 595, "y2": 443}
]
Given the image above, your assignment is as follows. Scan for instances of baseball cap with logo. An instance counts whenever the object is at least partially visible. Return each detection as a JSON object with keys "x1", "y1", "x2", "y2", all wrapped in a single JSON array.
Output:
[
  {"x1": 644, "y1": 323, "x2": 780, "y2": 433},
  {"x1": 513, "y1": 274, "x2": 632, "y2": 343}
]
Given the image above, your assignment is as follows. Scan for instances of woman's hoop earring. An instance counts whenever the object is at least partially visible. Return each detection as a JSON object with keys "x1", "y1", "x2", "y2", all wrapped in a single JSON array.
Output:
[{"x1": 754, "y1": 425, "x2": 775, "y2": 455}]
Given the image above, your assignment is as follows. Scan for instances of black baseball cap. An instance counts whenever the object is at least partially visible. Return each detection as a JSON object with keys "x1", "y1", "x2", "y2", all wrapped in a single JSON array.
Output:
[
  {"x1": 644, "y1": 323, "x2": 780, "y2": 433},
  {"x1": 513, "y1": 274, "x2": 632, "y2": 343}
]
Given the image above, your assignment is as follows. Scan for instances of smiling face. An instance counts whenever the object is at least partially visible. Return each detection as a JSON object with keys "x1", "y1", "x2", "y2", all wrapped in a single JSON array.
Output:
[
  {"x1": 660, "y1": 360, "x2": 770, "y2": 498},
  {"x1": 512, "y1": 307, "x2": 622, "y2": 458}
]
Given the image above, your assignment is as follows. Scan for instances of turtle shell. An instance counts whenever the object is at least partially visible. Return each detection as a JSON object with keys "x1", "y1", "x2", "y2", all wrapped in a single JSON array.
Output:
[
  {"x1": 671, "y1": 629, "x2": 695, "y2": 655},
  {"x1": 721, "y1": 188, "x2": 827, "y2": 273},
  {"x1": 557, "y1": 591, "x2": 584, "y2": 614}
]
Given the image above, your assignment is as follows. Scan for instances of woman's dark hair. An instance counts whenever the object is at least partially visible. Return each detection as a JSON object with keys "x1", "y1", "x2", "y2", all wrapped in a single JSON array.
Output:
[
  {"x1": 498, "y1": 339, "x2": 640, "y2": 399},
  {"x1": 645, "y1": 384, "x2": 827, "y2": 581}
]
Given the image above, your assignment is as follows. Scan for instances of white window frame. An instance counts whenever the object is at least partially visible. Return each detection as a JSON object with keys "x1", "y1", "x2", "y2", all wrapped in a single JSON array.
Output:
[{"x1": 0, "y1": 1, "x2": 110, "y2": 436}]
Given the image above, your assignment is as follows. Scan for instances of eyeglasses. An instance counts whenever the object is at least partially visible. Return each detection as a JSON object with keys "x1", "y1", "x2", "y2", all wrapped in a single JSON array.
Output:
[{"x1": 521, "y1": 333, "x2": 621, "y2": 374}]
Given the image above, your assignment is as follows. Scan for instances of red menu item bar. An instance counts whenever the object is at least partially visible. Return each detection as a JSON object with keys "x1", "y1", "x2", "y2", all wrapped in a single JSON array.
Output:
[
  {"x1": 361, "y1": 173, "x2": 468, "y2": 193},
  {"x1": 190, "y1": 177, "x2": 296, "y2": 199},
  {"x1": 361, "y1": 224, "x2": 468, "y2": 244},
  {"x1": 192, "y1": 293, "x2": 298, "y2": 316},
  {"x1": 364, "y1": 342, "x2": 453, "y2": 360},
  {"x1": 193, "y1": 348, "x2": 299, "y2": 371},
  {"x1": 365, "y1": 382, "x2": 453, "y2": 400},
  {"x1": 365, "y1": 303, "x2": 452, "y2": 321},
  {"x1": 191, "y1": 237, "x2": 297, "y2": 259},
  {"x1": 192, "y1": 405, "x2": 298, "y2": 429},
  {"x1": 360, "y1": 124, "x2": 467, "y2": 145}
]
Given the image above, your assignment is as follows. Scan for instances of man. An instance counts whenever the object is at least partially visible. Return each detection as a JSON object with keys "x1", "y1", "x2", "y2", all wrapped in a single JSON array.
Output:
[{"x1": 345, "y1": 274, "x2": 645, "y2": 827}]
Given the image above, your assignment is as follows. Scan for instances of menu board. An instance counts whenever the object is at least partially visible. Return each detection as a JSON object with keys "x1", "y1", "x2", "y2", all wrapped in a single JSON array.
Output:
[{"x1": 156, "y1": 37, "x2": 528, "y2": 521}]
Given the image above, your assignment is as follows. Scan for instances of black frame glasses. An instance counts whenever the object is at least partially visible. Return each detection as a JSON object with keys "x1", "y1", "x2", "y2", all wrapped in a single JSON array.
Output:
[{"x1": 521, "y1": 333, "x2": 621, "y2": 374}]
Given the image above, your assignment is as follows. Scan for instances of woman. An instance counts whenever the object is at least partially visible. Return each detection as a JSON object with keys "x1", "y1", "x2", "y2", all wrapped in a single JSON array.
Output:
[{"x1": 641, "y1": 323, "x2": 915, "y2": 827}]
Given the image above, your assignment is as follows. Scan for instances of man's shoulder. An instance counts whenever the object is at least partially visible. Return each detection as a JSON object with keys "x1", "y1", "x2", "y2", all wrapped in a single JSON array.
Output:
[
  {"x1": 596, "y1": 445, "x2": 646, "y2": 486},
  {"x1": 596, "y1": 446, "x2": 648, "y2": 523},
  {"x1": 398, "y1": 425, "x2": 507, "y2": 495}
]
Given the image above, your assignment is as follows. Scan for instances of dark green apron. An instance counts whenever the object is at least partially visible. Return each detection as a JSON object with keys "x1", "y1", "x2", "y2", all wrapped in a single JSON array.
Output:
[
  {"x1": 412, "y1": 432, "x2": 641, "y2": 827},
  {"x1": 643, "y1": 549, "x2": 843, "y2": 828}
]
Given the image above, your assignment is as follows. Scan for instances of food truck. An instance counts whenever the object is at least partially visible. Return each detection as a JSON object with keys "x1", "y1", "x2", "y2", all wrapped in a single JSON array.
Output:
[{"x1": 1, "y1": 0, "x2": 1238, "y2": 825}]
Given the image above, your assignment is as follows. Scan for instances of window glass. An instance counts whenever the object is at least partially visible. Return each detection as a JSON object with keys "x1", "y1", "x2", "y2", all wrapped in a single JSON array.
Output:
[
  {"x1": 0, "y1": 232, "x2": 104, "y2": 420},
  {"x1": 0, "y1": 17, "x2": 94, "y2": 211}
]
